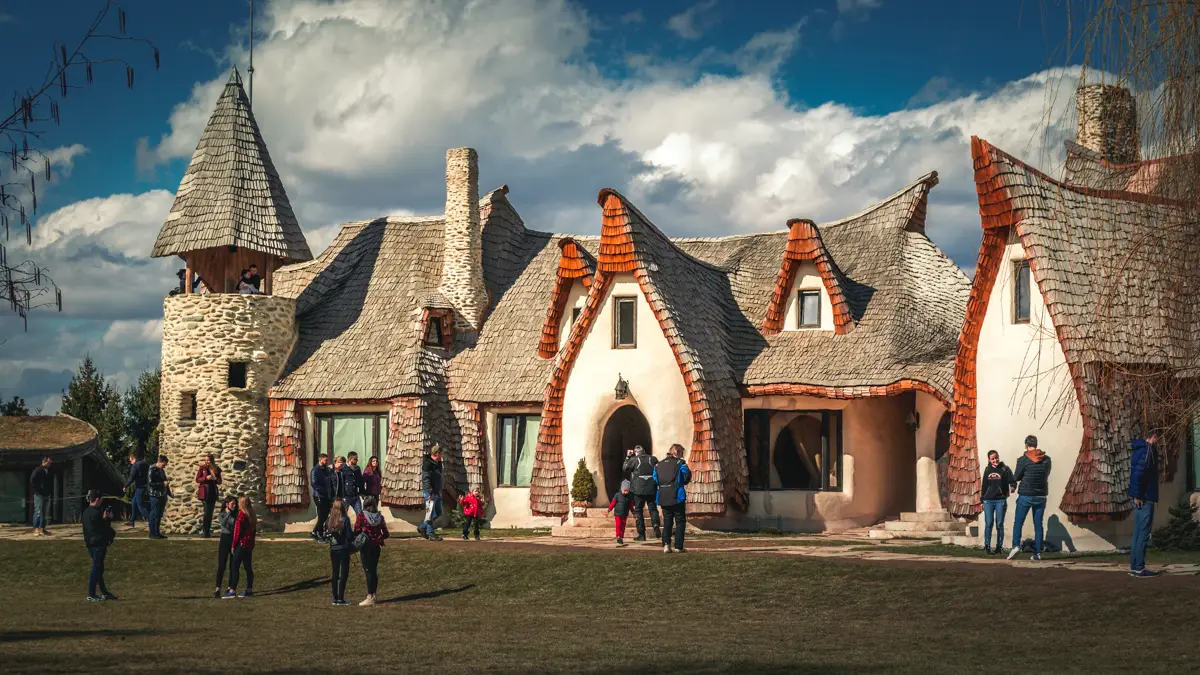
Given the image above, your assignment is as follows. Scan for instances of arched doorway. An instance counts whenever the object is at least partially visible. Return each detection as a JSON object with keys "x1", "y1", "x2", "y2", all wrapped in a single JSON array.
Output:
[{"x1": 600, "y1": 405, "x2": 652, "y2": 498}]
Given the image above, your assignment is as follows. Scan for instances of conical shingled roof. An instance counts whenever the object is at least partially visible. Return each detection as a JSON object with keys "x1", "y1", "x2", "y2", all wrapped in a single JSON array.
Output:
[{"x1": 151, "y1": 69, "x2": 312, "y2": 261}]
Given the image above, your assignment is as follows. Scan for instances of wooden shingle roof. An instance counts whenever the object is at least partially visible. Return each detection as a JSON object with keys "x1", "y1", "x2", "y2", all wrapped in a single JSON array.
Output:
[
  {"x1": 1063, "y1": 140, "x2": 1199, "y2": 201},
  {"x1": 151, "y1": 69, "x2": 312, "y2": 261}
]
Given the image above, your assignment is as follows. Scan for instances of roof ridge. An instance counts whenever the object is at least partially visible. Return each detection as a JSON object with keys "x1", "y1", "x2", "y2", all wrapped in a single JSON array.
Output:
[
  {"x1": 818, "y1": 171, "x2": 939, "y2": 230},
  {"x1": 1065, "y1": 138, "x2": 1200, "y2": 169}
]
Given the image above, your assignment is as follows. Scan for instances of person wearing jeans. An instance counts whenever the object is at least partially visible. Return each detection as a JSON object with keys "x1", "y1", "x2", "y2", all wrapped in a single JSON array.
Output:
[
  {"x1": 354, "y1": 495, "x2": 389, "y2": 606},
  {"x1": 1127, "y1": 431, "x2": 1161, "y2": 578},
  {"x1": 653, "y1": 444, "x2": 692, "y2": 553},
  {"x1": 29, "y1": 456, "x2": 53, "y2": 536},
  {"x1": 146, "y1": 455, "x2": 171, "y2": 539},
  {"x1": 309, "y1": 453, "x2": 333, "y2": 541},
  {"x1": 125, "y1": 454, "x2": 149, "y2": 529},
  {"x1": 418, "y1": 446, "x2": 444, "y2": 541},
  {"x1": 1008, "y1": 435, "x2": 1052, "y2": 561},
  {"x1": 81, "y1": 490, "x2": 117, "y2": 601},
  {"x1": 980, "y1": 450, "x2": 1016, "y2": 554}
]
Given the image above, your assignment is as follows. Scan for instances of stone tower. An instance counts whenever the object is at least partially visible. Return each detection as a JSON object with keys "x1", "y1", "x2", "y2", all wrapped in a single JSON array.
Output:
[
  {"x1": 150, "y1": 69, "x2": 312, "y2": 534},
  {"x1": 437, "y1": 148, "x2": 489, "y2": 329},
  {"x1": 1076, "y1": 84, "x2": 1140, "y2": 164}
]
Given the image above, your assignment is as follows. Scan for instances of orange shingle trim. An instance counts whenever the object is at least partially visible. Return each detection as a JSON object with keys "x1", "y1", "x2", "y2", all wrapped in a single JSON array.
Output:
[
  {"x1": 762, "y1": 218, "x2": 853, "y2": 335},
  {"x1": 537, "y1": 238, "x2": 595, "y2": 359},
  {"x1": 265, "y1": 398, "x2": 308, "y2": 512},
  {"x1": 743, "y1": 379, "x2": 948, "y2": 406}
]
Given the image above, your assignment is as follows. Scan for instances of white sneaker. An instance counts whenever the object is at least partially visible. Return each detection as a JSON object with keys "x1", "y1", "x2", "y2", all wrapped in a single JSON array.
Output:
[
  {"x1": 359, "y1": 596, "x2": 375, "y2": 607},
  {"x1": 663, "y1": 545, "x2": 671, "y2": 553},
  {"x1": 1006, "y1": 547, "x2": 1020, "y2": 560}
]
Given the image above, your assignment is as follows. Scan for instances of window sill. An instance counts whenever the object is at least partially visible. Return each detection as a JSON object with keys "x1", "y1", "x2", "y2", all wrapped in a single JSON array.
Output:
[
  {"x1": 747, "y1": 487, "x2": 844, "y2": 493},
  {"x1": 494, "y1": 485, "x2": 532, "y2": 490},
  {"x1": 178, "y1": 420, "x2": 197, "y2": 428},
  {"x1": 611, "y1": 344, "x2": 637, "y2": 350}
]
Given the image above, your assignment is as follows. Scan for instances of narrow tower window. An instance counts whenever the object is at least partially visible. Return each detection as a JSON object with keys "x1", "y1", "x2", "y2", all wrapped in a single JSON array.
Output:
[
  {"x1": 613, "y1": 297, "x2": 636, "y2": 348},
  {"x1": 1013, "y1": 261, "x2": 1031, "y2": 324},
  {"x1": 180, "y1": 392, "x2": 197, "y2": 421},
  {"x1": 797, "y1": 290, "x2": 821, "y2": 328},
  {"x1": 228, "y1": 361, "x2": 248, "y2": 389}
]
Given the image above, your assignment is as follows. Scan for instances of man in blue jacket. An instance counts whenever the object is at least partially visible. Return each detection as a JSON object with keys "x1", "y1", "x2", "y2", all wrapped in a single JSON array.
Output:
[
  {"x1": 124, "y1": 453, "x2": 150, "y2": 529},
  {"x1": 653, "y1": 444, "x2": 691, "y2": 553},
  {"x1": 1128, "y1": 430, "x2": 1161, "y2": 578},
  {"x1": 309, "y1": 453, "x2": 334, "y2": 541}
]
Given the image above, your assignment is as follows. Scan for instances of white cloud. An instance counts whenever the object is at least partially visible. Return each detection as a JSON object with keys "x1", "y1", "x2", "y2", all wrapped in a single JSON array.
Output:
[
  {"x1": 6, "y1": 0, "x2": 1089, "y2": 410},
  {"x1": 667, "y1": 0, "x2": 720, "y2": 40}
]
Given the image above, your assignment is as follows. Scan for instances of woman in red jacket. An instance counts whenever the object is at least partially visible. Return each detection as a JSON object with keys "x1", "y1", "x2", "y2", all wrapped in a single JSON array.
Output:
[
  {"x1": 353, "y1": 495, "x2": 389, "y2": 606},
  {"x1": 195, "y1": 454, "x2": 222, "y2": 538},
  {"x1": 223, "y1": 496, "x2": 256, "y2": 599}
]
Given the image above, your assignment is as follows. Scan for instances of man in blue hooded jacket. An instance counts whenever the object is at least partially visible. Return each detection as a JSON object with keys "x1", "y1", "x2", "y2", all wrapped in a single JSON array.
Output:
[
  {"x1": 1128, "y1": 430, "x2": 1161, "y2": 578},
  {"x1": 653, "y1": 444, "x2": 691, "y2": 553}
]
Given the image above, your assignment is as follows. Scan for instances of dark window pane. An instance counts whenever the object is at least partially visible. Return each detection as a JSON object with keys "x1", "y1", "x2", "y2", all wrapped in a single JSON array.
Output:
[
  {"x1": 180, "y1": 392, "x2": 197, "y2": 420},
  {"x1": 799, "y1": 290, "x2": 821, "y2": 328},
  {"x1": 425, "y1": 317, "x2": 443, "y2": 346},
  {"x1": 615, "y1": 298, "x2": 636, "y2": 347},
  {"x1": 571, "y1": 307, "x2": 582, "y2": 326},
  {"x1": 227, "y1": 362, "x2": 247, "y2": 388},
  {"x1": 1014, "y1": 262, "x2": 1031, "y2": 323},
  {"x1": 498, "y1": 416, "x2": 516, "y2": 485}
]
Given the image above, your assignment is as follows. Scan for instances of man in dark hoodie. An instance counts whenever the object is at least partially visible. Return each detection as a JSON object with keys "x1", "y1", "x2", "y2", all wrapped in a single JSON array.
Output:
[
  {"x1": 980, "y1": 450, "x2": 1016, "y2": 554},
  {"x1": 419, "y1": 446, "x2": 444, "y2": 541},
  {"x1": 1008, "y1": 435, "x2": 1051, "y2": 561},
  {"x1": 82, "y1": 490, "x2": 117, "y2": 602},
  {"x1": 653, "y1": 444, "x2": 691, "y2": 553},
  {"x1": 622, "y1": 445, "x2": 661, "y2": 542},
  {"x1": 1128, "y1": 430, "x2": 1161, "y2": 578},
  {"x1": 309, "y1": 453, "x2": 334, "y2": 541},
  {"x1": 125, "y1": 453, "x2": 150, "y2": 529},
  {"x1": 29, "y1": 456, "x2": 53, "y2": 536}
]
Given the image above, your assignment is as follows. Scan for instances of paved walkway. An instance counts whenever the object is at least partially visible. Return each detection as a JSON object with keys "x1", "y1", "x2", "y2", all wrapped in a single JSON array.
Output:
[{"x1": 5, "y1": 524, "x2": 1197, "y2": 576}]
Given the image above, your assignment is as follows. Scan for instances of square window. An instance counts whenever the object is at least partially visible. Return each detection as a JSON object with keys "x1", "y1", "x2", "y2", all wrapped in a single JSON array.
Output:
[
  {"x1": 1013, "y1": 261, "x2": 1031, "y2": 324},
  {"x1": 314, "y1": 412, "x2": 390, "y2": 462},
  {"x1": 180, "y1": 392, "x2": 197, "y2": 421},
  {"x1": 798, "y1": 290, "x2": 821, "y2": 328},
  {"x1": 424, "y1": 316, "x2": 444, "y2": 347},
  {"x1": 613, "y1": 297, "x2": 637, "y2": 348},
  {"x1": 227, "y1": 362, "x2": 248, "y2": 389},
  {"x1": 743, "y1": 409, "x2": 842, "y2": 492},
  {"x1": 497, "y1": 414, "x2": 539, "y2": 487}
]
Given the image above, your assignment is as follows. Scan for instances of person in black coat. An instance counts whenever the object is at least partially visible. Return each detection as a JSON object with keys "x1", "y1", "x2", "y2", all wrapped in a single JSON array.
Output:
[
  {"x1": 146, "y1": 455, "x2": 172, "y2": 540},
  {"x1": 309, "y1": 453, "x2": 334, "y2": 540},
  {"x1": 606, "y1": 480, "x2": 635, "y2": 546},
  {"x1": 124, "y1": 453, "x2": 150, "y2": 529},
  {"x1": 1008, "y1": 435, "x2": 1052, "y2": 561},
  {"x1": 419, "y1": 446, "x2": 445, "y2": 541},
  {"x1": 29, "y1": 456, "x2": 53, "y2": 536},
  {"x1": 653, "y1": 444, "x2": 692, "y2": 553},
  {"x1": 81, "y1": 490, "x2": 117, "y2": 601},
  {"x1": 622, "y1": 445, "x2": 661, "y2": 541}
]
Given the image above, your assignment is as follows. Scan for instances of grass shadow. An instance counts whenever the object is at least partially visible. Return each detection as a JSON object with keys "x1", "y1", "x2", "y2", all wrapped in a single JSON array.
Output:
[
  {"x1": 1, "y1": 628, "x2": 164, "y2": 643},
  {"x1": 255, "y1": 577, "x2": 331, "y2": 597},
  {"x1": 377, "y1": 583, "x2": 475, "y2": 604}
]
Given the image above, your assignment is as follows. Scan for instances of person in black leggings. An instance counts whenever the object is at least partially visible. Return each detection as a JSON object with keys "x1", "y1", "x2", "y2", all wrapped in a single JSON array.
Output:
[
  {"x1": 354, "y1": 495, "x2": 389, "y2": 606},
  {"x1": 213, "y1": 496, "x2": 238, "y2": 598},
  {"x1": 326, "y1": 498, "x2": 352, "y2": 606},
  {"x1": 224, "y1": 496, "x2": 256, "y2": 599}
]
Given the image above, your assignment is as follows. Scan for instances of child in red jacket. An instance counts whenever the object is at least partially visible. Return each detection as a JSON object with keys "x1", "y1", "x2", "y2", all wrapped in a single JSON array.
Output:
[
  {"x1": 458, "y1": 487, "x2": 486, "y2": 541},
  {"x1": 606, "y1": 480, "x2": 634, "y2": 547}
]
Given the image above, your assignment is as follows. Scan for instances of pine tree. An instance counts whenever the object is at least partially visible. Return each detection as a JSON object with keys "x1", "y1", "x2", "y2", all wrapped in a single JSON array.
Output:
[
  {"x1": 123, "y1": 369, "x2": 160, "y2": 460},
  {"x1": 570, "y1": 458, "x2": 596, "y2": 503},
  {"x1": 0, "y1": 396, "x2": 29, "y2": 416},
  {"x1": 60, "y1": 355, "x2": 126, "y2": 463},
  {"x1": 1152, "y1": 501, "x2": 1200, "y2": 551}
]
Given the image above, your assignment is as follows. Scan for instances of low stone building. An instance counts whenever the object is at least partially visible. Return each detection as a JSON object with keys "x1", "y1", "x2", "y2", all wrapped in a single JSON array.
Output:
[
  {"x1": 151, "y1": 68, "x2": 970, "y2": 535},
  {"x1": 0, "y1": 415, "x2": 124, "y2": 524}
]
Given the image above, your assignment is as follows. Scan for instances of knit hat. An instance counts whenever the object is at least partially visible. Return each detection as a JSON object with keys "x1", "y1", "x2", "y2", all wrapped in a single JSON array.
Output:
[
  {"x1": 634, "y1": 445, "x2": 645, "y2": 455},
  {"x1": 620, "y1": 480, "x2": 631, "y2": 491}
]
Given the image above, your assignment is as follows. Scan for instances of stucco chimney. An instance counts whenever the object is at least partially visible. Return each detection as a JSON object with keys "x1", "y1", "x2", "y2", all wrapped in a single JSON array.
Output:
[
  {"x1": 1076, "y1": 84, "x2": 1140, "y2": 164},
  {"x1": 439, "y1": 147, "x2": 488, "y2": 329}
]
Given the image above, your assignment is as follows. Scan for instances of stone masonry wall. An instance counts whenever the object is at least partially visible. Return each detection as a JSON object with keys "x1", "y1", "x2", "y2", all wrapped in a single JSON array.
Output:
[
  {"x1": 1076, "y1": 84, "x2": 1140, "y2": 164},
  {"x1": 438, "y1": 147, "x2": 488, "y2": 330},
  {"x1": 159, "y1": 294, "x2": 296, "y2": 533}
]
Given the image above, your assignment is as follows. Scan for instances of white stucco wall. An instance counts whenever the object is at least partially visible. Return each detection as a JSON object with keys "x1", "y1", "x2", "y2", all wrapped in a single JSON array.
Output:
[
  {"x1": 914, "y1": 391, "x2": 948, "y2": 513},
  {"x1": 561, "y1": 274, "x2": 694, "y2": 513},
  {"x1": 558, "y1": 280, "x2": 589, "y2": 350},
  {"x1": 974, "y1": 235, "x2": 1178, "y2": 551},
  {"x1": 782, "y1": 261, "x2": 834, "y2": 331}
]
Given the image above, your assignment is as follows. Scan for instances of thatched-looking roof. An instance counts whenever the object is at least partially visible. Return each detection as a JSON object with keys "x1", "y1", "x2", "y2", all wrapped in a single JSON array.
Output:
[
  {"x1": 151, "y1": 69, "x2": 312, "y2": 261},
  {"x1": 947, "y1": 136, "x2": 1200, "y2": 521},
  {"x1": 0, "y1": 415, "x2": 104, "y2": 469},
  {"x1": 1063, "y1": 140, "x2": 1200, "y2": 201}
]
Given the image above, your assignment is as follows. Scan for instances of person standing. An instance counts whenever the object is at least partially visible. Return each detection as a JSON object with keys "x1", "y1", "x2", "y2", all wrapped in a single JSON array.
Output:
[
  {"x1": 623, "y1": 445, "x2": 661, "y2": 542},
  {"x1": 326, "y1": 498, "x2": 353, "y2": 605},
  {"x1": 309, "y1": 453, "x2": 334, "y2": 541},
  {"x1": 1008, "y1": 436, "x2": 1052, "y2": 561},
  {"x1": 29, "y1": 456, "x2": 53, "y2": 536},
  {"x1": 980, "y1": 450, "x2": 1016, "y2": 554},
  {"x1": 147, "y1": 455, "x2": 172, "y2": 540},
  {"x1": 81, "y1": 490, "x2": 117, "y2": 602},
  {"x1": 1128, "y1": 430, "x2": 1162, "y2": 578},
  {"x1": 362, "y1": 456, "x2": 383, "y2": 499},
  {"x1": 125, "y1": 453, "x2": 150, "y2": 529},
  {"x1": 459, "y1": 486, "x2": 486, "y2": 541},
  {"x1": 213, "y1": 496, "x2": 239, "y2": 598},
  {"x1": 343, "y1": 452, "x2": 364, "y2": 517},
  {"x1": 654, "y1": 444, "x2": 692, "y2": 553},
  {"x1": 354, "y1": 495, "x2": 389, "y2": 606},
  {"x1": 419, "y1": 446, "x2": 445, "y2": 541},
  {"x1": 605, "y1": 480, "x2": 635, "y2": 547},
  {"x1": 224, "y1": 496, "x2": 257, "y2": 598},
  {"x1": 195, "y1": 454, "x2": 223, "y2": 538}
]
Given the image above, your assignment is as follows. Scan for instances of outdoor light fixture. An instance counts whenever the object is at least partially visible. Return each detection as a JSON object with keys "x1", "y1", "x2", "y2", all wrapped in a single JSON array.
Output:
[
  {"x1": 615, "y1": 373, "x2": 629, "y2": 400},
  {"x1": 906, "y1": 411, "x2": 920, "y2": 431}
]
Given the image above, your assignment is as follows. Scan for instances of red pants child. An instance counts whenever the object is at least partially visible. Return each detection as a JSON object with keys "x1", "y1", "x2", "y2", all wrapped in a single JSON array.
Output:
[{"x1": 614, "y1": 516, "x2": 627, "y2": 540}]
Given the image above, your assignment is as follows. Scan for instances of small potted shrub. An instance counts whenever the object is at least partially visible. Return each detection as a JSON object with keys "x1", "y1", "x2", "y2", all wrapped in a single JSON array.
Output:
[{"x1": 570, "y1": 458, "x2": 595, "y2": 517}]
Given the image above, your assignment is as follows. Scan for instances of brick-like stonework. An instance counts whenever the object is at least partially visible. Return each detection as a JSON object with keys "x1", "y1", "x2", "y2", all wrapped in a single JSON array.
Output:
[
  {"x1": 158, "y1": 294, "x2": 297, "y2": 533},
  {"x1": 1076, "y1": 84, "x2": 1139, "y2": 164},
  {"x1": 438, "y1": 147, "x2": 488, "y2": 330}
]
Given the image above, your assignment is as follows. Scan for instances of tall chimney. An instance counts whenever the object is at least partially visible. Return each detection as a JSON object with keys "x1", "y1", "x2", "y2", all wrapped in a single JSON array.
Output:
[
  {"x1": 439, "y1": 147, "x2": 488, "y2": 329},
  {"x1": 1076, "y1": 84, "x2": 1140, "y2": 164}
]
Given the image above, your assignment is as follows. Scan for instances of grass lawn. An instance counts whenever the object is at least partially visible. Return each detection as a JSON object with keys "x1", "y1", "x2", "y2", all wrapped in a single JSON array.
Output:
[
  {"x1": 855, "y1": 543, "x2": 1200, "y2": 565},
  {"x1": 1, "y1": 539, "x2": 1196, "y2": 674}
]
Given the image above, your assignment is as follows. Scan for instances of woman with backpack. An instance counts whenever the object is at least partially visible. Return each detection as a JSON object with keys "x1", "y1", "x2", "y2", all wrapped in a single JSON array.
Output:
[
  {"x1": 325, "y1": 498, "x2": 353, "y2": 606},
  {"x1": 223, "y1": 496, "x2": 256, "y2": 599},
  {"x1": 354, "y1": 495, "x2": 389, "y2": 606},
  {"x1": 213, "y1": 495, "x2": 239, "y2": 598}
]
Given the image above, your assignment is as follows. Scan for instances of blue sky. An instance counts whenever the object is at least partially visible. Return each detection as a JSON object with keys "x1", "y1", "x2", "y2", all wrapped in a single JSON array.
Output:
[{"x1": 0, "y1": 0, "x2": 1089, "y2": 411}]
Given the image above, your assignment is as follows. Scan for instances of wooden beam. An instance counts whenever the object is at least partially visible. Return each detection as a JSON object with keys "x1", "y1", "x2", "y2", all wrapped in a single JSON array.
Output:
[{"x1": 184, "y1": 256, "x2": 193, "y2": 293}]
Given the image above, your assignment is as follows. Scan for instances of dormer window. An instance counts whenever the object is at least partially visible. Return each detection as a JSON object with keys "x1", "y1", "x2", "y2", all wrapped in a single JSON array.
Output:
[
  {"x1": 797, "y1": 290, "x2": 821, "y2": 329},
  {"x1": 613, "y1": 296, "x2": 637, "y2": 348},
  {"x1": 1013, "y1": 260, "x2": 1031, "y2": 324},
  {"x1": 424, "y1": 316, "x2": 445, "y2": 347}
]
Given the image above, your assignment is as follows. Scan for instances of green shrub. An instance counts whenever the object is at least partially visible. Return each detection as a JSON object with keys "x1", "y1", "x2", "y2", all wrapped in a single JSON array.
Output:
[
  {"x1": 570, "y1": 458, "x2": 596, "y2": 503},
  {"x1": 1152, "y1": 500, "x2": 1200, "y2": 551}
]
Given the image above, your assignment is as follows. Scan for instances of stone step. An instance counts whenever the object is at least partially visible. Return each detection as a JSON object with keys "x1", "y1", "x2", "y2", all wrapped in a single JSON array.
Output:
[
  {"x1": 941, "y1": 535, "x2": 979, "y2": 547},
  {"x1": 899, "y1": 511, "x2": 955, "y2": 523},
  {"x1": 883, "y1": 520, "x2": 967, "y2": 533},
  {"x1": 867, "y1": 528, "x2": 968, "y2": 540}
]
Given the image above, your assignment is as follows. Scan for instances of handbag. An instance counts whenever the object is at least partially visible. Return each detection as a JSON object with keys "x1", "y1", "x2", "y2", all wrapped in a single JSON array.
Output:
[{"x1": 351, "y1": 530, "x2": 370, "y2": 552}]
